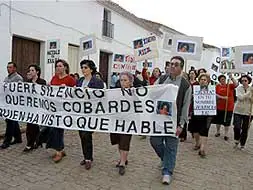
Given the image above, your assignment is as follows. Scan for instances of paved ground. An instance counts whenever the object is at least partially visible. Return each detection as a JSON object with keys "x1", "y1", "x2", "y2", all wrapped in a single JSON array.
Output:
[{"x1": 0, "y1": 122, "x2": 253, "y2": 190}]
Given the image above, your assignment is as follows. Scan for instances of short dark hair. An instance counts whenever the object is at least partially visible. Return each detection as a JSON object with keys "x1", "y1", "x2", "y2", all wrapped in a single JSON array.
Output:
[
  {"x1": 188, "y1": 69, "x2": 198, "y2": 79},
  {"x1": 28, "y1": 64, "x2": 41, "y2": 78},
  {"x1": 197, "y1": 68, "x2": 207, "y2": 76},
  {"x1": 218, "y1": 74, "x2": 226, "y2": 82},
  {"x1": 55, "y1": 59, "x2": 70, "y2": 74},
  {"x1": 95, "y1": 72, "x2": 103, "y2": 79},
  {"x1": 8, "y1": 61, "x2": 17, "y2": 68},
  {"x1": 170, "y1": 56, "x2": 185, "y2": 68},
  {"x1": 165, "y1": 61, "x2": 170, "y2": 67},
  {"x1": 239, "y1": 75, "x2": 252, "y2": 84},
  {"x1": 74, "y1": 73, "x2": 80, "y2": 79},
  {"x1": 80, "y1": 59, "x2": 97, "y2": 75}
]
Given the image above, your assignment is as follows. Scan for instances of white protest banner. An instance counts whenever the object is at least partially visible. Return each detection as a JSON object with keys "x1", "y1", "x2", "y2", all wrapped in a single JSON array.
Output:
[
  {"x1": 0, "y1": 83, "x2": 179, "y2": 136},
  {"x1": 47, "y1": 39, "x2": 60, "y2": 64},
  {"x1": 234, "y1": 45, "x2": 253, "y2": 72},
  {"x1": 220, "y1": 47, "x2": 237, "y2": 73},
  {"x1": 80, "y1": 35, "x2": 96, "y2": 57},
  {"x1": 133, "y1": 35, "x2": 159, "y2": 62},
  {"x1": 171, "y1": 35, "x2": 203, "y2": 61},
  {"x1": 193, "y1": 85, "x2": 217, "y2": 115},
  {"x1": 112, "y1": 54, "x2": 136, "y2": 73}
]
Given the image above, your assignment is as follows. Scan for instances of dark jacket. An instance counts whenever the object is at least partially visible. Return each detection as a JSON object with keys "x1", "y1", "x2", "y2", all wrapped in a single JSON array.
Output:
[
  {"x1": 115, "y1": 75, "x2": 147, "y2": 88},
  {"x1": 77, "y1": 76, "x2": 104, "y2": 89},
  {"x1": 27, "y1": 78, "x2": 47, "y2": 85}
]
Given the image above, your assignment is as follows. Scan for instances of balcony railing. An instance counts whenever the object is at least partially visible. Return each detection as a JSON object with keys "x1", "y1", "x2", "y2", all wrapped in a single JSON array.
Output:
[{"x1": 102, "y1": 20, "x2": 114, "y2": 39}]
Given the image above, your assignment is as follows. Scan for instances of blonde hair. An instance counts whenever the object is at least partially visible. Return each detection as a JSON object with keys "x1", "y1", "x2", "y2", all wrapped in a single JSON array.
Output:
[{"x1": 198, "y1": 73, "x2": 210, "y2": 83}]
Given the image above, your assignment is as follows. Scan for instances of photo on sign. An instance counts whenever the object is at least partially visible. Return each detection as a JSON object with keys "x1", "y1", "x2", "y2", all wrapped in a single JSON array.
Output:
[
  {"x1": 243, "y1": 53, "x2": 253, "y2": 65},
  {"x1": 114, "y1": 54, "x2": 125, "y2": 62},
  {"x1": 49, "y1": 42, "x2": 57, "y2": 49},
  {"x1": 177, "y1": 41, "x2": 196, "y2": 54},
  {"x1": 156, "y1": 101, "x2": 172, "y2": 116},
  {"x1": 221, "y1": 48, "x2": 230, "y2": 57},
  {"x1": 211, "y1": 63, "x2": 218, "y2": 72},
  {"x1": 143, "y1": 61, "x2": 152, "y2": 68},
  {"x1": 220, "y1": 59, "x2": 235, "y2": 69},
  {"x1": 133, "y1": 39, "x2": 143, "y2": 49},
  {"x1": 125, "y1": 55, "x2": 134, "y2": 63},
  {"x1": 83, "y1": 40, "x2": 92, "y2": 50}
]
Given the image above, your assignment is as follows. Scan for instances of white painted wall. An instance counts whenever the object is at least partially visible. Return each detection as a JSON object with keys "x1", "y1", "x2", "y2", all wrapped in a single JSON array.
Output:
[
  {"x1": 0, "y1": 1, "x2": 152, "y2": 82},
  {"x1": 0, "y1": 1, "x2": 12, "y2": 82}
]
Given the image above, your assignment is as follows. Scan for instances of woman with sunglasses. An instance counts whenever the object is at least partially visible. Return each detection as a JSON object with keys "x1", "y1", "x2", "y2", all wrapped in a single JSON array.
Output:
[
  {"x1": 233, "y1": 75, "x2": 253, "y2": 149},
  {"x1": 76, "y1": 60, "x2": 104, "y2": 170}
]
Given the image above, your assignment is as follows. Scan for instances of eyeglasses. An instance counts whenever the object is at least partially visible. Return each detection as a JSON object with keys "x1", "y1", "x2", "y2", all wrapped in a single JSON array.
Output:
[{"x1": 81, "y1": 66, "x2": 89, "y2": 69}]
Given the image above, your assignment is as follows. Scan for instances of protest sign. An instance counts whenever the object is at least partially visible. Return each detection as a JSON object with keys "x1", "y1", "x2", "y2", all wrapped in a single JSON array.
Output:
[
  {"x1": 170, "y1": 35, "x2": 203, "y2": 61},
  {"x1": 47, "y1": 39, "x2": 60, "y2": 64},
  {"x1": 0, "y1": 82, "x2": 179, "y2": 136},
  {"x1": 112, "y1": 54, "x2": 136, "y2": 73},
  {"x1": 193, "y1": 85, "x2": 216, "y2": 115},
  {"x1": 133, "y1": 35, "x2": 159, "y2": 62},
  {"x1": 234, "y1": 45, "x2": 253, "y2": 72},
  {"x1": 80, "y1": 35, "x2": 96, "y2": 57},
  {"x1": 220, "y1": 47, "x2": 237, "y2": 73}
]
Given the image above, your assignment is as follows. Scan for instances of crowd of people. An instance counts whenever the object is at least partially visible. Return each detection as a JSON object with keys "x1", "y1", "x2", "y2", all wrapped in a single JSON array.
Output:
[{"x1": 1, "y1": 56, "x2": 253, "y2": 185}]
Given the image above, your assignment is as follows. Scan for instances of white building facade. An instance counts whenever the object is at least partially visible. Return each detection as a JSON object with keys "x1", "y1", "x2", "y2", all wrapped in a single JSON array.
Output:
[{"x1": 0, "y1": 0, "x2": 219, "y2": 84}]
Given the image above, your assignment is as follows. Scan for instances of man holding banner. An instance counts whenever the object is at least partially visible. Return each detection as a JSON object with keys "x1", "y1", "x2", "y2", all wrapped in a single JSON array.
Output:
[
  {"x1": 0, "y1": 62, "x2": 23, "y2": 149},
  {"x1": 150, "y1": 56, "x2": 191, "y2": 185}
]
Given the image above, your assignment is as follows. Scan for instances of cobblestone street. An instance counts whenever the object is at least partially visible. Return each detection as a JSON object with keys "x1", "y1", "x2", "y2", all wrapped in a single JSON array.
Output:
[{"x1": 0, "y1": 123, "x2": 253, "y2": 190}]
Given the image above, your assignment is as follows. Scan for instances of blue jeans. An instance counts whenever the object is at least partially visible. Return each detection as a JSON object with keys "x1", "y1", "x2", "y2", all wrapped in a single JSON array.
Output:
[{"x1": 150, "y1": 136, "x2": 179, "y2": 176}]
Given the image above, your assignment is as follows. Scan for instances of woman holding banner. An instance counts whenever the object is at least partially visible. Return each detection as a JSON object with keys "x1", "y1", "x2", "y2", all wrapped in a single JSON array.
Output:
[
  {"x1": 46, "y1": 60, "x2": 76, "y2": 163},
  {"x1": 213, "y1": 74, "x2": 238, "y2": 141},
  {"x1": 77, "y1": 60, "x2": 104, "y2": 170},
  {"x1": 110, "y1": 71, "x2": 134, "y2": 176},
  {"x1": 191, "y1": 73, "x2": 213, "y2": 158},
  {"x1": 23, "y1": 65, "x2": 46, "y2": 152},
  {"x1": 233, "y1": 75, "x2": 253, "y2": 149}
]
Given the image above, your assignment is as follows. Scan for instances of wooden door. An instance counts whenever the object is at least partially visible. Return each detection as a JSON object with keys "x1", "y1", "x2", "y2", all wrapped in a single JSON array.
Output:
[
  {"x1": 99, "y1": 51, "x2": 110, "y2": 85},
  {"x1": 12, "y1": 36, "x2": 40, "y2": 79}
]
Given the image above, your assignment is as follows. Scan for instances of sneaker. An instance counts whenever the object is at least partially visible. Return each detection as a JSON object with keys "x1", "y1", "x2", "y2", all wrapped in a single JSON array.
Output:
[
  {"x1": 240, "y1": 146, "x2": 245, "y2": 150},
  {"x1": 162, "y1": 175, "x2": 172, "y2": 185},
  {"x1": 224, "y1": 136, "x2": 229, "y2": 141},
  {"x1": 215, "y1": 133, "x2": 220, "y2": 137}
]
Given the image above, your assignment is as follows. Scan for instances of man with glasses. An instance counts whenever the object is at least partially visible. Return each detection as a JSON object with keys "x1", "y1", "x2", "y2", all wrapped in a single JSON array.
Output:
[
  {"x1": 150, "y1": 56, "x2": 191, "y2": 185},
  {"x1": 1, "y1": 62, "x2": 23, "y2": 149}
]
